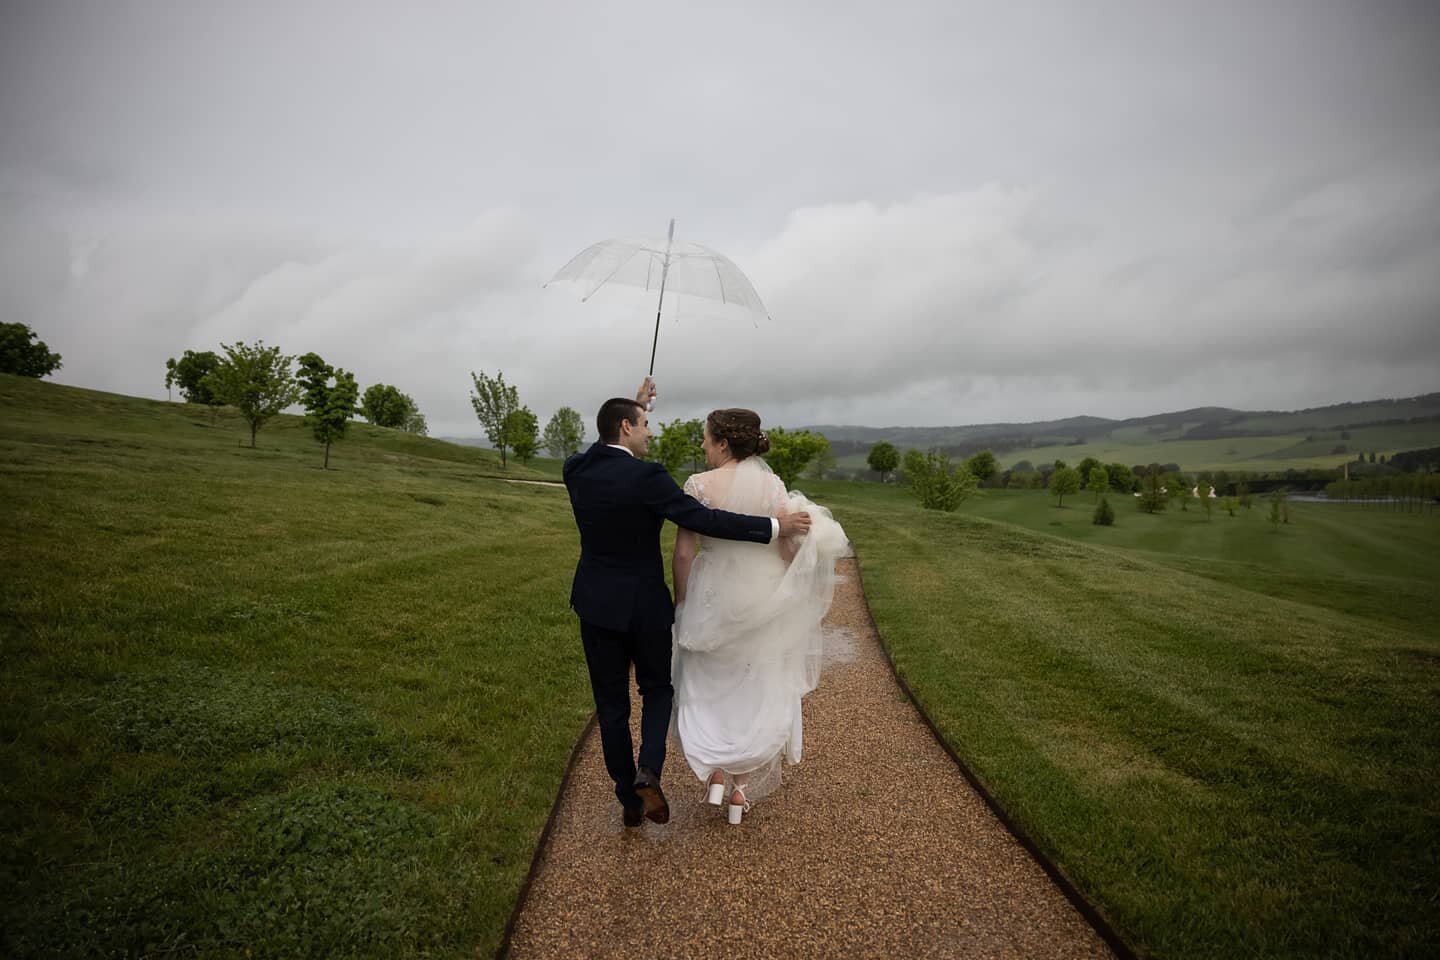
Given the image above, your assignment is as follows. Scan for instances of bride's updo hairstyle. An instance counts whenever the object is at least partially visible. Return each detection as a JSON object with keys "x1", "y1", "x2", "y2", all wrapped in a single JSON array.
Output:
[{"x1": 706, "y1": 408, "x2": 770, "y2": 460}]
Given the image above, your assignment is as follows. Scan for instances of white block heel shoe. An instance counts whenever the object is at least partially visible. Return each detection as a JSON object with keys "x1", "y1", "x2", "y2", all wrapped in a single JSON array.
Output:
[{"x1": 727, "y1": 785, "x2": 751, "y2": 825}]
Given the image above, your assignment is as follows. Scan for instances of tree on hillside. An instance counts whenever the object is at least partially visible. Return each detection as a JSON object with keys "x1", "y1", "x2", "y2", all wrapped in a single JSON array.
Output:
[
  {"x1": 900, "y1": 448, "x2": 926, "y2": 484},
  {"x1": 204, "y1": 340, "x2": 300, "y2": 448},
  {"x1": 867, "y1": 441, "x2": 899, "y2": 482},
  {"x1": 906, "y1": 450, "x2": 977, "y2": 511},
  {"x1": 505, "y1": 406, "x2": 539, "y2": 464},
  {"x1": 1, "y1": 323, "x2": 62, "y2": 378},
  {"x1": 164, "y1": 350, "x2": 221, "y2": 405},
  {"x1": 1136, "y1": 467, "x2": 1168, "y2": 513},
  {"x1": 1107, "y1": 462, "x2": 1135, "y2": 493},
  {"x1": 1089, "y1": 466, "x2": 1110, "y2": 502},
  {"x1": 1170, "y1": 473, "x2": 1192, "y2": 511},
  {"x1": 653, "y1": 418, "x2": 701, "y2": 475},
  {"x1": 966, "y1": 450, "x2": 997, "y2": 485},
  {"x1": 1093, "y1": 496, "x2": 1115, "y2": 526},
  {"x1": 297, "y1": 352, "x2": 359, "y2": 469},
  {"x1": 1076, "y1": 456, "x2": 1100, "y2": 486},
  {"x1": 1267, "y1": 488, "x2": 1289, "y2": 531},
  {"x1": 468, "y1": 369, "x2": 520, "y2": 467},
  {"x1": 401, "y1": 407, "x2": 428, "y2": 436},
  {"x1": 542, "y1": 406, "x2": 586, "y2": 458},
  {"x1": 1049, "y1": 466, "x2": 1081, "y2": 506},
  {"x1": 360, "y1": 383, "x2": 418, "y2": 428},
  {"x1": 765, "y1": 428, "x2": 829, "y2": 487},
  {"x1": 807, "y1": 440, "x2": 838, "y2": 480}
]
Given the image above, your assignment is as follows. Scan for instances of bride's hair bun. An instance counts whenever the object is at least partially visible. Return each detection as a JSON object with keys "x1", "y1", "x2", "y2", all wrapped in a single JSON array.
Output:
[{"x1": 706, "y1": 408, "x2": 766, "y2": 460}]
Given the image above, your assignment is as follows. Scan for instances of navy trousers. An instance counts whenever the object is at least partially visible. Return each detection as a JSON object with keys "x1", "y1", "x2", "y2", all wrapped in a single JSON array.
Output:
[{"x1": 579, "y1": 619, "x2": 673, "y2": 807}]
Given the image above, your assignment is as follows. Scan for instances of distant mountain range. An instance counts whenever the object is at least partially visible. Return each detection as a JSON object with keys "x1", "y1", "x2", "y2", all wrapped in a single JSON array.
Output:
[
  {"x1": 803, "y1": 393, "x2": 1440, "y2": 459},
  {"x1": 439, "y1": 392, "x2": 1440, "y2": 473}
]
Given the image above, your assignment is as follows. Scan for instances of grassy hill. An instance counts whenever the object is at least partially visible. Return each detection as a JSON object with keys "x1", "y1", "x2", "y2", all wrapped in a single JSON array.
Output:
[
  {"x1": 1, "y1": 374, "x2": 584, "y2": 957},
  {"x1": 4, "y1": 374, "x2": 1436, "y2": 957},
  {"x1": 818, "y1": 392, "x2": 1440, "y2": 474},
  {"x1": 808, "y1": 480, "x2": 1438, "y2": 958}
]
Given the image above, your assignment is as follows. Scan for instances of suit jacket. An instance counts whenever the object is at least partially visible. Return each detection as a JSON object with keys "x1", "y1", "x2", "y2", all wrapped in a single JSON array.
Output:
[{"x1": 563, "y1": 442, "x2": 773, "y2": 633}]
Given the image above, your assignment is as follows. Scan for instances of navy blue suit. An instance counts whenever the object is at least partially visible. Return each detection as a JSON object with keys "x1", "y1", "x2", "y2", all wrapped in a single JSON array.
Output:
[{"x1": 563, "y1": 442, "x2": 773, "y2": 807}]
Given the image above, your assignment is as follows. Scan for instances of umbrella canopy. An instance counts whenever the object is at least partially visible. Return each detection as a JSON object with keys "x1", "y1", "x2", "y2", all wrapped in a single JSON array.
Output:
[
  {"x1": 546, "y1": 220, "x2": 769, "y2": 377},
  {"x1": 547, "y1": 236, "x2": 770, "y2": 319}
]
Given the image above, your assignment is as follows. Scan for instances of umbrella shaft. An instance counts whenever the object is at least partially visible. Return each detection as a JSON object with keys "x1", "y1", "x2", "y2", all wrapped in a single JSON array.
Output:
[
  {"x1": 648, "y1": 218, "x2": 676, "y2": 377},
  {"x1": 648, "y1": 272, "x2": 666, "y2": 376}
]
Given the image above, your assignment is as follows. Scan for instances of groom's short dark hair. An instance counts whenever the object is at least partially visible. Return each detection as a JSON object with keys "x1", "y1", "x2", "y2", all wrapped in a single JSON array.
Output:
[{"x1": 597, "y1": 398, "x2": 643, "y2": 444}]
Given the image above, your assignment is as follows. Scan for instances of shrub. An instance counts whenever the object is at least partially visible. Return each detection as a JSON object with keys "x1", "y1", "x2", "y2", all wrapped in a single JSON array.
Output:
[
  {"x1": 1093, "y1": 496, "x2": 1115, "y2": 526},
  {"x1": 906, "y1": 450, "x2": 977, "y2": 511}
]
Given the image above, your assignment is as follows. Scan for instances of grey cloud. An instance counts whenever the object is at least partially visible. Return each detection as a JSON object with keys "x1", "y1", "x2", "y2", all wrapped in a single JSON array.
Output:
[{"x1": 2, "y1": 1, "x2": 1438, "y2": 435}]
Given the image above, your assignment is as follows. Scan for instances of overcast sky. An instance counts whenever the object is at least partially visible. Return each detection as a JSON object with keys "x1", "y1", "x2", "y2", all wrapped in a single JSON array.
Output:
[{"x1": 3, "y1": 1, "x2": 1438, "y2": 437}]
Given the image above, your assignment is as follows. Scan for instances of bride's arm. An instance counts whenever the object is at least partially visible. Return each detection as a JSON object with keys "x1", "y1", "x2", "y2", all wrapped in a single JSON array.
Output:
[{"x1": 672, "y1": 528, "x2": 699, "y2": 605}]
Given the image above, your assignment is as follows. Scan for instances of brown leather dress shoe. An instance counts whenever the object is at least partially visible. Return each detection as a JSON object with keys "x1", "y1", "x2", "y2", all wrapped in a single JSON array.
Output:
[{"x1": 633, "y1": 767, "x2": 670, "y2": 824}]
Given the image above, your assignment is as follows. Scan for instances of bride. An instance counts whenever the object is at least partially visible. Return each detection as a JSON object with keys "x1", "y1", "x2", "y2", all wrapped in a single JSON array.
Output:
[{"x1": 671, "y1": 408, "x2": 848, "y2": 825}]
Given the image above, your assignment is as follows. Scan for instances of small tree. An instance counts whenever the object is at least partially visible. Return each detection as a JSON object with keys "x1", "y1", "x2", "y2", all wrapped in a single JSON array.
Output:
[
  {"x1": 1268, "y1": 488, "x2": 1289, "y2": 531},
  {"x1": 652, "y1": 417, "x2": 699, "y2": 475},
  {"x1": 1076, "y1": 456, "x2": 1100, "y2": 485},
  {"x1": 900, "y1": 448, "x2": 926, "y2": 484},
  {"x1": 165, "y1": 349, "x2": 224, "y2": 422},
  {"x1": 401, "y1": 408, "x2": 428, "y2": 436},
  {"x1": 1107, "y1": 462, "x2": 1135, "y2": 492},
  {"x1": 204, "y1": 340, "x2": 300, "y2": 448},
  {"x1": 164, "y1": 350, "x2": 221, "y2": 405},
  {"x1": 867, "y1": 441, "x2": 900, "y2": 482},
  {"x1": 506, "y1": 406, "x2": 540, "y2": 464},
  {"x1": 1089, "y1": 466, "x2": 1110, "y2": 502},
  {"x1": 907, "y1": 450, "x2": 977, "y2": 511},
  {"x1": 807, "y1": 440, "x2": 837, "y2": 480},
  {"x1": 1170, "y1": 473, "x2": 1192, "y2": 511},
  {"x1": 965, "y1": 450, "x2": 998, "y2": 485},
  {"x1": 297, "y1": 352, "x2": 359, "y2": 469},
  {"x1": 765, "y1": 427, "x2": 829, "y2": 487},
  {"x1": 1237, "y1": 482, "x2": 1253, "y2": 509},
  {"x1": 469, "y1": 370, "x2": 520, "y2": 467},
  {"x1": 1137, "y1": 469, "x2": 1168, "y2": 514},
  {"x1": 359, "y1": 383, "x2": 416, "y2": 428},
  {"x1": 1049, "y1": 467, "x2": 1082, "y2": 507},
  {"x1": 1093, "y1": 496, "x2": 1115, "y2": 526},
  {"x1": 1221, "y1": 496, "x2": 1238, "y2": 517},
  {"x1": 1201, "y1": 491, "x2": 1214, "y2": 521},
  {"x1": 0, "y1": 322, "x2": 62, "y2": 378},
  {"x1": 542, "y1": 406, "x2": 586, "y2": 458}
]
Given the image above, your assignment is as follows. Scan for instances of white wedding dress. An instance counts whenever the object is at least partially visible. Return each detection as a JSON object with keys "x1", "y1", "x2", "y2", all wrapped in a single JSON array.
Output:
[{"x1": 672, "y1": 457, "x2": 849, "y2": 800}]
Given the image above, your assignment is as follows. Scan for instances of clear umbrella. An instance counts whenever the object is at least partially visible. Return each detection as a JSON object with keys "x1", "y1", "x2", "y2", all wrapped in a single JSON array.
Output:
[{"x1": 546, "y1": 219, "x2": 770, "y2": 377}]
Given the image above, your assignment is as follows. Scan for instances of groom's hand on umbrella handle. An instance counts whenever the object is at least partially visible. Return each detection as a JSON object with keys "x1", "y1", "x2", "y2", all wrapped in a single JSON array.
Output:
[
  {"x1": 635, "y1": 376, "x2": 657, "y2": 410},
  {"x1": 778, "y1": 511, "x2": 812, "y2": 538}
]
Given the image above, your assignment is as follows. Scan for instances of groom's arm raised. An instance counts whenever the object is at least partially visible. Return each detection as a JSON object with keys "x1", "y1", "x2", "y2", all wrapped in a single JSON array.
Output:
[{"x1": 638, "y1": 463, "x2": 810, "y2": 542}]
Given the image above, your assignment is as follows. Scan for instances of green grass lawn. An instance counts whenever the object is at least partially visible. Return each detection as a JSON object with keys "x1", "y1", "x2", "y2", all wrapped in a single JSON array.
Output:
[
  {"x1": 1, "y1": 375, "x2": 588, "y2": 957},
  {"x1": 801, "y1": 478, "x2": 1439, "y2": 958},
  {"x1": 6, "y1": 375, "x2": 1437, "y2": 958}
]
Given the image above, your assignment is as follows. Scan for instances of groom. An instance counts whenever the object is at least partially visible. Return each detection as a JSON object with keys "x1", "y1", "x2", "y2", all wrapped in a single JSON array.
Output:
[{"x1": 563, "y1": 378, "x2": 811, "y2": 827}]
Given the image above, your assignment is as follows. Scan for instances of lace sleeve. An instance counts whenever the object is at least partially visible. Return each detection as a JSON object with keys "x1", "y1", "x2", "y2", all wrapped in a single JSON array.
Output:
[{"x1": 684, "y1": 473, "x2": 709, "y2": 506}]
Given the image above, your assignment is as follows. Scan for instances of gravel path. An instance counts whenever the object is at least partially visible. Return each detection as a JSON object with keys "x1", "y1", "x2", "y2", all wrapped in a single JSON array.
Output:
[{"x1": 504, "y1": 559, "x2": 1117, "y2": 959}]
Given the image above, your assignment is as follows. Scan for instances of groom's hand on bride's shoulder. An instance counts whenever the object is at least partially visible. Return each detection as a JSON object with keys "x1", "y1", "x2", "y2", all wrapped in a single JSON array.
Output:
[{"x1": 778, "y1": 511, "x2": 811, "y2": 537}]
